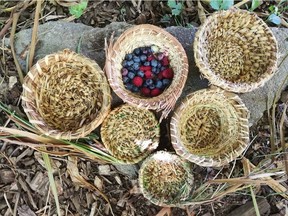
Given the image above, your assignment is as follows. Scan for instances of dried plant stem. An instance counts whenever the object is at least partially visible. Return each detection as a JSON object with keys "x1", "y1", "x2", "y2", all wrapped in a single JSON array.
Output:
[
  {"x1": 250, "y1": 186, "x2": 261, "y2": 216},
  {"x1": 279, "y1": 103, "x2": 288, "y2": 177}
]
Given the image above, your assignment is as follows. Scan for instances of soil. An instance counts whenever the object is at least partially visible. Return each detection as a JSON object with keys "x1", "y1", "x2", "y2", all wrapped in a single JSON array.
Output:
[{"x1": 0, "y1": 1, "x2": 288, "y2": 216}]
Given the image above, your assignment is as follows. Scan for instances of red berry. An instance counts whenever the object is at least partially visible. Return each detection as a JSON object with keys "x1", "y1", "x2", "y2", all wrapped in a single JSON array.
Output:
[
  {"x1": 144, "y1": 70, "x2": 153, "y2": 79},
  {"x1": 151, "y1": 88, "x2": 161, "y2": 97},
  {"x1": 162, "y1": 56, "x2": 169, "y2": 66},
  {"x1": 162, "y1": 68, "x2": 174, "y2": 79},
  {"x1": 140, "y1": 66, "x2": 152, "y2": 71},
  {"x1": 147, "y1": 55, "x2": 155, "y2": 61},
  {"x1": 132, "y1": 76, "x2": 143, "y2": 87},
  {"x1": 141, "y1": 87, "x2": 150, "y2": 96},
  {"x1": 157, "y1": 72, "x2": 163, "y2": 79}
]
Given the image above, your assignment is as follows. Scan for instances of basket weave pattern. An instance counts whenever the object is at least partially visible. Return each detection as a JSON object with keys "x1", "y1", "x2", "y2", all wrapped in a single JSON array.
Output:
[
  {"x1": 105, "y1": 24, "x2": 188, "y2": 118},
  {"x1": 100, "y1": 104, "x2": 160, "y2": 164},
  {"x1": 194, "y1": 9, "x2": 278, "y2": 93},
  {"x1": 170, "y1": 89, "x2": 249, "y2": 167},
  {"x1": 22, "y1": 49, "x2": 111, "y2": 139}
]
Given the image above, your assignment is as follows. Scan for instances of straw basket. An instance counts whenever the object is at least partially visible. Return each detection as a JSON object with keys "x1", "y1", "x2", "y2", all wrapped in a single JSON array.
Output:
[
  {"x1": 170, "y1": 88, "x2": 250, "y2": 167},
  {"x1": 139, "y1": 151, "x2": 194, "y2": 207},
  {"x1": 22, "y1": 49, "x2": 111, "y2": 140},
  {"x1": 105, "y1": 24, "x2": 188, "y2": 119},
  {"x1": 194, "y1": 9, "x2": 278, "y2": 93},
  {"x1": 100, "y1": 104, "x2": 160, "y2": 164}
]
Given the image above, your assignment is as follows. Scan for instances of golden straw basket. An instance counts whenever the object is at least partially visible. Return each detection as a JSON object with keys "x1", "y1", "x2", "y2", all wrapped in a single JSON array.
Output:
[
  {"x1": 100, "y1": 104, "x2": 160, "y2": 164},
  {"x1": 170, "y1": 88, "x2": 250, "y2": 167},
  {"x1": 105, "y1": 24, "x2": 188, "y2": 119},
  {"x1": 139, "y1": 151, "x2": 194, "y2": 207},
  {"x1": 194, "y1": 9, "x2": 278, "y2": 93},
  {"x1": 22, "y1": 49, "x2": 111, "y2": 140}
]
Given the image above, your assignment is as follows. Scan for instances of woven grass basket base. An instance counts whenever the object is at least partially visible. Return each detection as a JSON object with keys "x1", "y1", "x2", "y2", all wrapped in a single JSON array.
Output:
[
  {"x1": 139, "y1": 151, "x2": 194, "y2": 207},
  {"x1": 22, "y1": 49, "x2": 111, "y2": 140},
  {"x1": 105, "y1": 24, "x2": 188, "y2": 119},
  {"x1": 100, "y1": 104, "x2": 160, "y2": 164},
  {"x1": 170, "y1": 88, "x2": 250, "y2": 167},
  {"x1": 194, "y1": 9, "x2": 278, "y2": 93}
]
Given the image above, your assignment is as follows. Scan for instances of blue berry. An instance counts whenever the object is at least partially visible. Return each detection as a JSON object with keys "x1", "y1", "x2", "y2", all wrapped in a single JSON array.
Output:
[
  {"x1": 151, "y1": 59, "x2": 158, "y2": 67},
  {"x1": 132, "y1": 62, "x2": 140, "y2": 70},
  {"x1": 134, "y1": 48, "x2": 141, "y2": 55},
  {"x1": 125, "y1": 54, "x2": 133, "y2": 60},
  {"x1": 161, "y1": 66, "x2": 166, "y2": 71},
  {"x1": 125, "y1": 83, "x2": 133, "y2": 90},
  {"x1": 127, "y1": 60, "x2": 134, "y2": 67},
  {"x1": 152, "y1": 67, "x2": 157, "y2": 73},
  {"x1": 163, "y1": 79, "x2": 171, "y2": 86},
  {"x1": 144, "y1": 61, "x2": 150, "y2": 66},
  {"x1": 132, "y1": 86, "x2": 140, "y2": 92},
  {"x1": 140, "y1": 55, "x2": 147, "y2": 62},
  {"x1": 149, "y1": 84, "x2": 155, "y2": 90},
  {"x1": 156, "y1": 80, "x2": 163, "y2": 89},
  {"x1": 137, "y1": 70, "x2": 145, "y2": 78},
  {"x1": 155, "y1": 68, "x2": 160, "y2": 74},
  {"x1": 128, "y1": 72, "x2": 135, "y2": 79},
  {"x1": 122, "y1": 60, "x2": 128, "y2": 67},
  {"x1": 145, "y1": 79, "x2": 153, "y2": 86},
  {"x1": 123, "y1": 76, "x2": 130, "y2": 84},
  {"x1": 157, "y1": 62, "x2": 162, "y2": 68},
  {"x1": 133, "y1": 56, "x2": 141, "y2": 63}
]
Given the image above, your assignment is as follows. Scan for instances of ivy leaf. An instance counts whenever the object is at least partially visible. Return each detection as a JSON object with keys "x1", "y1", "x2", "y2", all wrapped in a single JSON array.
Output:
[
  {"x1": 210, "y1": 0, "x2": 221, "y2": 10},
  {"x1": 69, "y1": 0, "x2": 88, "y2": 18},
  {"x1": 251, "y1": 0, "x2": 262, "y2": 11},
  {"x1": 268, "y1": 14, "x2": 281, "y2": 25},
  {"x1": 221, "y1": 0, "x2": 234, "y2": 10}
]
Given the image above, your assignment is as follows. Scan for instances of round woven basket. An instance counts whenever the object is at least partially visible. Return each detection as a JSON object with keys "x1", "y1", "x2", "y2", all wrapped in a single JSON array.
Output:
[
  {"x1": 194, "y1": 9, "x2": 278, "y2": 93},
  {"x1": 139, "y1": 151, "x2": 194, "y2": 207},
  {"x1": 22, "y1": 49, "x2": 111, "y2": 140},
  {"x1": 170, "y1": 88, "x2": 250, "y2": 167},
  {"x1": 105, "y1": 24, "x2": 188, "y2": 119},
  {"x1": 100, "y1": 104, "x2": 160, "y2": 164}
]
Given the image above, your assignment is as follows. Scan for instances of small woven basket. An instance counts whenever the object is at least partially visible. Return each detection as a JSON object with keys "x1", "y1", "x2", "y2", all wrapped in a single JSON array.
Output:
[
  {"x1": 100, "y1": 104, "x2": 160, "y2": 164},
  {"x1": 22, "y1": 49, "x2": 111, "y2": 140},
  {"x1": 194, "y1": 9, "x2": 278, "y2": 93},
  {"x1": 105, "y1": 24, "x2": 188, "y2": 119},
  {"x1": 170, "y1": 88, "x2": 250, "y2": 167},
  {"x1": 139, "y1": 151, "x2": 194, "y2": 207}
]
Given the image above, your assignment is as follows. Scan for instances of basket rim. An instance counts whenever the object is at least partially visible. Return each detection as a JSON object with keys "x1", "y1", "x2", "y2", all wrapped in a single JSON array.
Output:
[
  {"x1": 22, "y1": 49, "x2": 111, "y2": 140},
  {"x1": 193, "y1": 8, "x2": 278, "y2": 93}
]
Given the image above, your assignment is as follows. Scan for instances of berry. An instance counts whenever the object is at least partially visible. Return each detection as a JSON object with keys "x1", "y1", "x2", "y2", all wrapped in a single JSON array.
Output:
[
  {"x1": 157, "y1": 62, "x2": 162, "y2": 68},
  {"x1": 144, "y1": 70, "x2": 153, "y2": 79},
  {"x1": 132, "y1": 77, "x2": 143, "y2": 87},
  {"x1": 161, "y1": 66, "x2": 166, "y2": 71},
  {"x1": 161, "y1": 56, "x2": 169, "y2": 66},
  {"x1": 141, "y1": 87, "x2": 150, "y2": 96},
  {"x1": 143, "y1": 61, "x2": 150, "y2": 66},
  {"x1": 132, "y1": 86, "x2": 140, "y2": 92},
  {"x1": 163, "y1": 79, "x2": 171, "y2": 86},
  {"x1": 155, "y1": 80, "x2": 163, "y2": 89},
  {"x1": 157, "y1": 72, "x2": 163, "y2": 79},
  {"x1": 162, "y1": 68, "x2": 174, "y2": 79},
  {"x1": 125, "y1": 83, "x2": 133, "y2": 90},
  {"x1": 133, "y1": 56, "x2": 141, "y2": 63},
  {"x1": 127, "y1": 60, "x2": 134, "y2": 67},
  {"x1": 140, "y1": 66, "x2": 152, "y2": 71},
  {"x1": 151, "y1": 59, "x2": 158, "y2": 67},
  {"x1": 123, "y1": 76, "x2": 130, "y2": 84},
  {"x1": 125, "y1": 54, "x2": 133, "y2": 60},
  {"x1": 140, "y1": 55, "x2": 147, "y2": 62},
  {"x1": 122, "y1": 60, "x2": 128, "y2": 67},
  {"x1": 137, "y1": 70, "x2": 145, "y2": 78},
  {"x1": 149, "y1": 84, "x2": 155, "y2": 90},
  {"x1": 147, "y1": 55, "x2": 154, "y2": 61},
  {"x1": 121, "y1": 68, "x2": 128, "y2": 76},
  {"x1": 132, "y1": 62, "x2": 140, "y2": 70},
  {"x1": 134, "y1": 48, "x2": 141, "y2": 55},
  {"x1": 151, "y1": 88, "x2": 161, "y2": 97},
  {"x1": 145, "y1": 79, "x2": 153, "y2": 86},
  {"x1": 152, "y1": 67, "x2": 157, "y2": 73},
  {"x1": 128, "y1": 72, "x2": 135, "y2": 79}
]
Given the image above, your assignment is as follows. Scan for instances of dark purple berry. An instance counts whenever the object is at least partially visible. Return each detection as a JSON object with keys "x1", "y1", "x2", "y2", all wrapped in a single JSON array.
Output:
[
  {"x1": 125, "y1": 54, "x2": 133, "y2": 60},
  {"x1": 125, "y1": 83, "x2": 133, "y2": 90},
  {"x1": 132, "y1": 86, "x2": 140, "y2": 92},
  {"x1": 144, "y1": 61, "x2": 150, "y2": 66},
  {"x1": 145, "y1": 79, "x2": 153, "y2": 86},
  {"x1": 163, "y1": 79, "x2": 171, "y2": 86},
  {"x1": 137, "y1": 70, "x2": 145, "y2": 77},
  {"x1": 133, "y1": 56, "x2": 141, "y2": 63},
  {"x1": 123, "y1": 76, "x2": 130, "y2": 84},
  {"x1": 151, "y1": 59, "x2": 158, "y2": 67},
  {"x1": 140, "y1": 55, "x2": 147, "y2": 62},
  {"x1": 128, "y1": 72, "x2": 135, "y2": 79},
  {"x1": 121, "y1": 68, "x2": 128, "y2": 76},
  {"x1": 157, "y1": 62, "x2": 162, "y2": 68},
  {"x1": 156, "y1": 80, "x2": 163, "y2": 89},
  {"x1": 149, "y1": 84, "x2": 155, "y2": 90}
]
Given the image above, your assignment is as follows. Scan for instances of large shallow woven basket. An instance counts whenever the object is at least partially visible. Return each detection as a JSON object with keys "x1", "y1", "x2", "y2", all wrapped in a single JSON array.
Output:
[
  {"x1": 139, "y1": 151, "x2": 194, "y2": 207},
  {"x1": 194, "y1": 9, "x2": 278, "y2": 93},
  {"x1": 22, "y1": 49, "x2": 111, "y2": 140},
  {"x1": 100, "y1": 104, "x2": 160, "y2": 164},
  {"x1": 170, "y1": 88, "x2": 249, "y2": 167},
  {"x1": 105, "y1": 24, "x2": 188, "y2": 118}
]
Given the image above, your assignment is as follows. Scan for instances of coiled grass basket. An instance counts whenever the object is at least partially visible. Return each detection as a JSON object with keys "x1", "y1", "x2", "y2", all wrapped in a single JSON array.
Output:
[
  {"x1": 100, "y1": 104, "x2": 160, "y2": 164},
  {"x1": 22, "y1": 49, "x2": 111, "y2": 140},
  {"x1": 170, "y1": 88, "x2": 250, "y2": 167},
  {"x1": 105, "y1": 24, "x2": 188, "y2": 119},
  {"x1": 194, "y1": 9, "x2": 278, "y2": 93}
]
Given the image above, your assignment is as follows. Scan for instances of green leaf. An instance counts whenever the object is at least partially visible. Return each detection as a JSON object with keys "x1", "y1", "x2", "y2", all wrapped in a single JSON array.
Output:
[
  {"x1": 221, "y1": 0, "x2": 234, "y2": 10},
  {"x1": 268, "y1": 5, "x2": 275, "y2": 13},
  {"x1": 210, "y1": 0, "x2": 221, "y2": 10},
  {"x1": 251, "y1": 0, "x2": 261, "y2": 11},
  {"x1": 167, "y1": 0, "x2": 177, "y2": 8},
  {"x1": 69, "y1": 0, "x2": 88, "y2": 18},
  {"x1": 268, "y1": 14, "x2": 281, "y2": 25}
]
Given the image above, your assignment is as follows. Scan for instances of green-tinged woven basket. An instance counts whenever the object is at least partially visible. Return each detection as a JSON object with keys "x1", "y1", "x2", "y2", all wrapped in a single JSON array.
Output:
[
  {"x1": 139, "y1": 151, "x2": 194, "y2": 207},
  {"x1": 100, "y1": 104, "x2": 160, "y2": 164},
  {"x1": 105, "y1": 24, "x2": 188, "y2": 119},
  {"x1": 194, "y1": 9, "x2": 278, "y2": 93},
  {"x1": 170, "y1": 88, "x2": 250, "y2": 167},
  {"x1": 22, "y1": 49, "x2": 111, "y2": 140}
]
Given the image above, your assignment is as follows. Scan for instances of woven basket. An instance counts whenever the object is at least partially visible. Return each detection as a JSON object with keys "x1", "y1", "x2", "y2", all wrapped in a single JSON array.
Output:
[
  {"x1": 139, "y1": 151, "x2": 194, "y2": 207},
  {"x1": 22, "y1": 49, "x2": 111, "y2": 140},
  {"x1": 170, "y1": 88, "x2": 249, "y2": 167},
  {"x1": 100, "y1": 104, "x2": 160, "y2": 164},
  {"x1": 194, "y1": 9, "x2": 278, "y2": 93},
  {"x1": 105, "y1": 24, "x2": 188, "y2": 119}
]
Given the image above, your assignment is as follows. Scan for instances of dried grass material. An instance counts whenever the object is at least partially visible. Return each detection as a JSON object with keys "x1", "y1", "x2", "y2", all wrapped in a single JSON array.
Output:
[
  {"x1": 170, "y1": 88, "x2": 250, "y2": 167},
  {"x1": 139, "y1": 151, "x2": 194, "y2": 207},
  {"x1": 100, "y1": 104, "x2": 160, "y2": 164},
  {"x1": 105, "y1": 24, "x2": 188, "y2": 119},
  {"x1": 194, "y1": 9, "x2": 278, "y2": 93},
  {"x1": 22, "y1": 49, "x2": 111, "y2": 140}
]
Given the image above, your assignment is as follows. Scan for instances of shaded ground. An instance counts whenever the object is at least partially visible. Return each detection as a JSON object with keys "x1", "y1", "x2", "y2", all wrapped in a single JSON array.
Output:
[{"x1": 0, "y1": 1, "x2": 288, "y2": 216}]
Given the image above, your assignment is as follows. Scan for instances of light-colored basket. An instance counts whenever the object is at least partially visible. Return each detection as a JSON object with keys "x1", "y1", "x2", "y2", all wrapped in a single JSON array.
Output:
[
  {"x1": 105, "y1": 24, "x2": 188, "y2": 119},
  {"x1": 22, "y1": 49, "x2": 111, "y2": 140},
  {"x1": 100, "y1": 104, "x2": 160, "y2": 164},
  {"x1": 194, "y1": 9, "x2": 278, "y2": 93},
  {"x1": 170, "y1": 88, "x2": 250, "y2": 167},
  {"x1": 139, "y1": 151, "x2": 194, "y2": 207}
]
